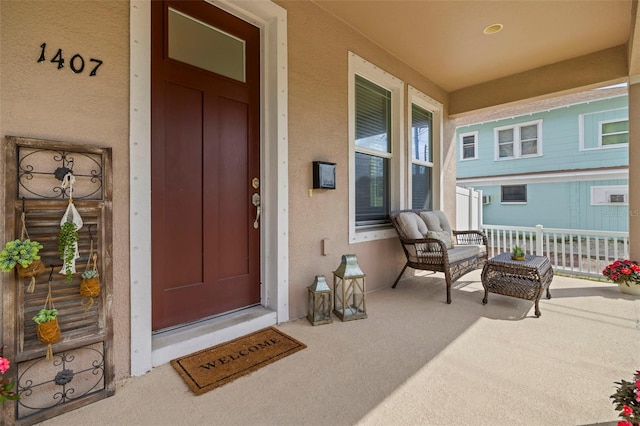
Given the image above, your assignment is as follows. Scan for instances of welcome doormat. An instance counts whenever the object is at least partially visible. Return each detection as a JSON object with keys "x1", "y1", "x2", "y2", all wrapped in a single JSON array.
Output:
[{"x1": 171, "y1": 327, "x2": 306, "y2": 395}]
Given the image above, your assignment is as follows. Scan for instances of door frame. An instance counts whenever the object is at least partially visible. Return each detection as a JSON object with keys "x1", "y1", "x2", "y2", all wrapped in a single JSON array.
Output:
[{"x1": 129, "y1": 0, "x2": 289, "y2": 376}]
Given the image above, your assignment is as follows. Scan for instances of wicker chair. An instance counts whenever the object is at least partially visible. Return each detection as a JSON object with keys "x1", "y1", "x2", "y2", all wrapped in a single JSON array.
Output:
[{"x1": 389, "y1": 209, "x2": 488, "y2": 303}]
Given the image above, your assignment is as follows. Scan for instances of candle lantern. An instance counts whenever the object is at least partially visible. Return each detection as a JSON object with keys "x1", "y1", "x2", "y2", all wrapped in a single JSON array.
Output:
[
  {"x1": 333, "y1": 254, "x2": 367, "y2": 321},
  {"x1": 307, "y1": 275, "x2": 333, "y2": 326}
]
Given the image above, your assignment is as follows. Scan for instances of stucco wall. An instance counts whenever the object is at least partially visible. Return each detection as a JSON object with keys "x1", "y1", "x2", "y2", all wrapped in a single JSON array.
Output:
[
  {"x1": 278, "y1": 1, "x2": 455, "y2": 319},
  {"x1": 0, "y1": 1, "x2": 131, "y2": 380}
]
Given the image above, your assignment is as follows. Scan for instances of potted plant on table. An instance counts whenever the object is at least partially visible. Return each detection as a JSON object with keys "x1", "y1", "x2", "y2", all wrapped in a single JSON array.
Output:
[
  {"x1": 511, "y1": 245, "x2": 525, "y2": 261},
  {"x1": 610, "y1": 369, "x2": 640, "y2": 426},
  {"x1": 602, "y1": 259, "x2": 640, "y2": 296}
]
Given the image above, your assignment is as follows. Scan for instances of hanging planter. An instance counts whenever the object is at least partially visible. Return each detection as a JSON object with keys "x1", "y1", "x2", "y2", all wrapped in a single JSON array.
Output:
[
  {"x1": 80, "y1": 270, "x2": 100, "y2": 297},
  {"x1": 33, "y1": 275, "x2": 60, "y2": 360},
  {"x1": 58, "y1": 173, "x2": 83, "y2": 283},
  {"x1": 80, "y1": 233, "x2": 100, "y2": 310},
  {"x1": 1, "y1": 238, "x2": 44, "y2": 293}
]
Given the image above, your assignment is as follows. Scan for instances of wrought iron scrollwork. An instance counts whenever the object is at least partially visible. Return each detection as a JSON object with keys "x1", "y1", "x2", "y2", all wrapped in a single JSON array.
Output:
[
  {"x1": 18, "y1": 147, "x2": 103, "y2": 200},
  {"x1": 16, "y1": 345, "x2": 106, "y2": 418}
]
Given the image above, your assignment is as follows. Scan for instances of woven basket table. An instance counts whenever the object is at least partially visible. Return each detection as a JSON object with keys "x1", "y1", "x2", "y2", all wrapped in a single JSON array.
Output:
[{"x1": 481, "y1": 252, "x2": 553, "y2": 317}]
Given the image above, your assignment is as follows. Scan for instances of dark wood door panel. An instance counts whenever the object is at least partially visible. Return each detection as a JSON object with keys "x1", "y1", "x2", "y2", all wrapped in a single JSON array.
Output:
[{"x1": 152, "y1": 0, "x2": 260, "y2": 330}]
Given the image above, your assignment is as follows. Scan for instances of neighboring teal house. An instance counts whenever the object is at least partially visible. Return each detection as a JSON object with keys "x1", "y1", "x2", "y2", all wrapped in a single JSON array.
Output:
[{"x1": 456, "y1": 90, "x2": 629, "y2": 232}]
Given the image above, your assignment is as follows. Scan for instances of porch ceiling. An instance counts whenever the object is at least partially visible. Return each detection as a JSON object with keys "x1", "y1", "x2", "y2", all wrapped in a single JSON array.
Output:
[{"x1": 312, "y1": 0, "x2": 637, "y2": 114}]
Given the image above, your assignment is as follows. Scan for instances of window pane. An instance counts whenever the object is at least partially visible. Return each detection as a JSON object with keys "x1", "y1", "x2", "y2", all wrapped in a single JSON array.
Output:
[
  {"x1": 411, "y1": 104, "x2": 432, "y2": 162},
  {"x1": 499, "y1": 143, "x2": 513, "y2": 158},
  {"x1": 520, "y1": 124, "x2": 537, "y2": 141},
  {"x1": 463, "y1": 145, "x2": 475, "y2": 159},
  {"x1": 355, "y1": 153, "x2": 389, "y2": 223},
  {"x1": 355, "y1": 76, "x2": 391, "y2": 153},
  {"x1": 501, "y1": 185, "x2": 527, "y2": 202},
  {"x1": 603, "y1": 133, "x2": 629, "y2": 145},
  {"x1": 521, "y1": 140, "x2": 538, "y2": 155},
  {"x1": 462, "y1": 135, "x2": 475, "y2": 159},
  {"x1": 602, "y1": 121, "x2": 628, "y2": 134},
  {"x1": 168, "y1": 8, "x2": 246, "y2": 82},
  {"x1": 498, "y1": 129, "x2": 513, "y2": 143},
  {"x1": 412, "y1": 164, "x2": 432, "y2": 210}
]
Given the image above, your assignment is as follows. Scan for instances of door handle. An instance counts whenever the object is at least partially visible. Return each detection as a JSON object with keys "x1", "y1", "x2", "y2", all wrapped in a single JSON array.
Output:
[{"x1": 252, "y1": 193, "x2": 261, "y2": 229}]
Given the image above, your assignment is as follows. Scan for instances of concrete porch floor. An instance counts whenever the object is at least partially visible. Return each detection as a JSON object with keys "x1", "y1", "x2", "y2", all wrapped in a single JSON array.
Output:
[{"x1": 39, "y1": 270, "x2": 639, "y2": 426}]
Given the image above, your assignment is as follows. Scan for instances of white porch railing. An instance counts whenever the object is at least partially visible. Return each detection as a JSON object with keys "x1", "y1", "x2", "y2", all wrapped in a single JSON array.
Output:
[{"x1": 482, "y1": 224, "x2": 629, "y2": 278}]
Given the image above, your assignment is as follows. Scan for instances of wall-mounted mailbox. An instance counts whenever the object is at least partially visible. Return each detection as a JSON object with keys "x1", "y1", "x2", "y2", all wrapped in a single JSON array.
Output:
[{"x1": 313, "y1": 161, "x2": 336, "y2": 189}]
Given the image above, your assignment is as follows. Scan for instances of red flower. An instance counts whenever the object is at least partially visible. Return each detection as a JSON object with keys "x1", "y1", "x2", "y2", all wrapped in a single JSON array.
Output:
[
  {"x1": 621, "y1": 268, "x2": 632, "y2": 275},
  {"x1": 618, "y1": 421, "x2": 633, "y2": 426},
  {"x1": 614, "y1": 261, "x2": 622, "y2": 267},
  {"x1": 0, "y1": 358, "x2": 9, "y2": 375},
  {"x1": 623, "y1": 405, "x2": 633, "y2": 416},
  {"x1": 632, "y1": 264, "x2": 640, "y2": 272}
]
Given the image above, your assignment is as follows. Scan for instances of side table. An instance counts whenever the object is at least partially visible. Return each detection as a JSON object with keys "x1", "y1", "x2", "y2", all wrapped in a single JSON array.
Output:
[{"x1": 481, "y1": 252, "x2": 553, "y2": 317}]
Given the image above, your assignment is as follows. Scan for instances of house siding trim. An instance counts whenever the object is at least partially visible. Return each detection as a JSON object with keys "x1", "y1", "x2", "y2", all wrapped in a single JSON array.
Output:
[{"x1": 457, "y1": 167, "x2": 628, "y2": 187}]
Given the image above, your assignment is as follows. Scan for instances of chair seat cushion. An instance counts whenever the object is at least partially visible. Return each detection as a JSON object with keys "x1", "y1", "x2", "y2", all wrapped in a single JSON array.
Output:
[{"x1": 447, "y1": 245, "x2": 484, "y2": 264}]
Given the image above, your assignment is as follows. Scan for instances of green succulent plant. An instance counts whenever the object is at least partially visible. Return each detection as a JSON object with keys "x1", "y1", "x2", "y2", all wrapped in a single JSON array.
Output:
[
  {"x1": 0, "y1": 239, "x2": 43, "y2": 272},
  {"x1": 58, "y1": 221, "x2": 78, "y2": 283},
  {"x1": 32, "y1": 308, "x2": 58, "y2": 325},
  {"x1": 512, "y1": 246, "x2": 525, "y2": 258},
  {"x1": 81, "y1": 269, "x2": 99, "y2": 279}
]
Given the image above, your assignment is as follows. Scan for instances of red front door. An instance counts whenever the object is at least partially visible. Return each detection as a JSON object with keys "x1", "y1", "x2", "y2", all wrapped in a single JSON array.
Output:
[{"x1": 151, "y1": 1, "x2": 260, "y2": 330}]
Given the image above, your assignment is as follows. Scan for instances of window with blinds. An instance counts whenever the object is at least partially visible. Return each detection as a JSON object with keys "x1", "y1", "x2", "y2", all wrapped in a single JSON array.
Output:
[
  {"x1": 411, "y1": 103, "x2": 433, "y2": 210},
  {"x1": 354, "y1": 75, "x2": 391, "y2": 225}
]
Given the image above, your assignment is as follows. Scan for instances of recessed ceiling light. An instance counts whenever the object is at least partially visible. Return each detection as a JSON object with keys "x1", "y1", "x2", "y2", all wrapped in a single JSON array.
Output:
[{"x1": 483, "y1": 23, "x2": 503, "y2": 35}]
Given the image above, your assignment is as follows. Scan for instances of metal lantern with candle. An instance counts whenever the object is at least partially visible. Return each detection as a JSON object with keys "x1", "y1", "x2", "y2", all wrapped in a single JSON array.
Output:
[
  {"x1": 333, "y1": 254, "x2": 367, "y2": 321},
  {"x1": 307, "y1": 275, "x2": 333, "y2": 326}
]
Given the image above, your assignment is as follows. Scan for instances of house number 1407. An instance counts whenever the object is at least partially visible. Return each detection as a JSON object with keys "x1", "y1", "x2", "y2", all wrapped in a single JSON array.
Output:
[{"x1": 37, "y1": 43, "x2": 103, "y2": 76}]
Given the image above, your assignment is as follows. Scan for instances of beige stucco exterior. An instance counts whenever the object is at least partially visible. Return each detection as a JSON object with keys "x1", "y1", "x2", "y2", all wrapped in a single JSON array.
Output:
[
  {"x1": 279, "y1": 0, "x2": 455, "y2": 319},
  {"x1": 0, "y1": 1, "x2": 132, "y2": 379},
  {"x1": 0, "y1": 4, "x2": 637, "y2": 421},
  {"x1": 0, "y1": 0, "x2": 456, "y2": 385}
]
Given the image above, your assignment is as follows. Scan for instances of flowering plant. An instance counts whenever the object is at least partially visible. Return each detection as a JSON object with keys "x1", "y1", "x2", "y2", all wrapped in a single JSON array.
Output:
[
  {"x1": 602, "y1": 259, "x2": 640, "y2": 287},
  {"x1": 0, "y1": 356, "x2": 19, "y2": 403},
  {"x1": 611, "y1": 369, "x2": 640, "y2": 426}
]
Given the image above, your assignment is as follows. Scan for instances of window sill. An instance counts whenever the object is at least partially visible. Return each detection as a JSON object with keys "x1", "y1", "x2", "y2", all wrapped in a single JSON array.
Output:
[{"x1": 350, "y1": 225, "x2": 396, "y2": 244}]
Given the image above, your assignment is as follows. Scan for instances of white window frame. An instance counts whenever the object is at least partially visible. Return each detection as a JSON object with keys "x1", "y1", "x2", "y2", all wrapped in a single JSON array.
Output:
[
  {"x1": 599, "y1": 118, "x2": 629, "y2": 148},
  {"x1": 590, "y1": 185, "x2": 629, "y2": 205},
  {"x1": 408, "y1": 85, "x2": 442, "y2": 211},
  {"x1": 578, "y1": 107, "x2": 628, "y2": 151},
  {"x1": 493, "y1": 120, "x2": 543, "y2": 161},
  {"x1": 459, "y1": 131, "x2": 478, "y2": 161},
  {"x1": 500, "y1": 184, "x2": 527, "y2": 204},
  {"x1": 348, "y1": 52, "x2": 404, "y2": 243}
]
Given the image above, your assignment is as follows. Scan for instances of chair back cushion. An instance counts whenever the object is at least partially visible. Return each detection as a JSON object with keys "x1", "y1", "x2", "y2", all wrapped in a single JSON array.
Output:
[
  {"x1": 419, "y1": 210, "x2": 452, "y2": 233},
  {"x1": 420, "y1": 211, "x2": 454, "y2": 251},
  {"x1": 396, "y1": 212, "x2": 427, "y2": 239}
]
